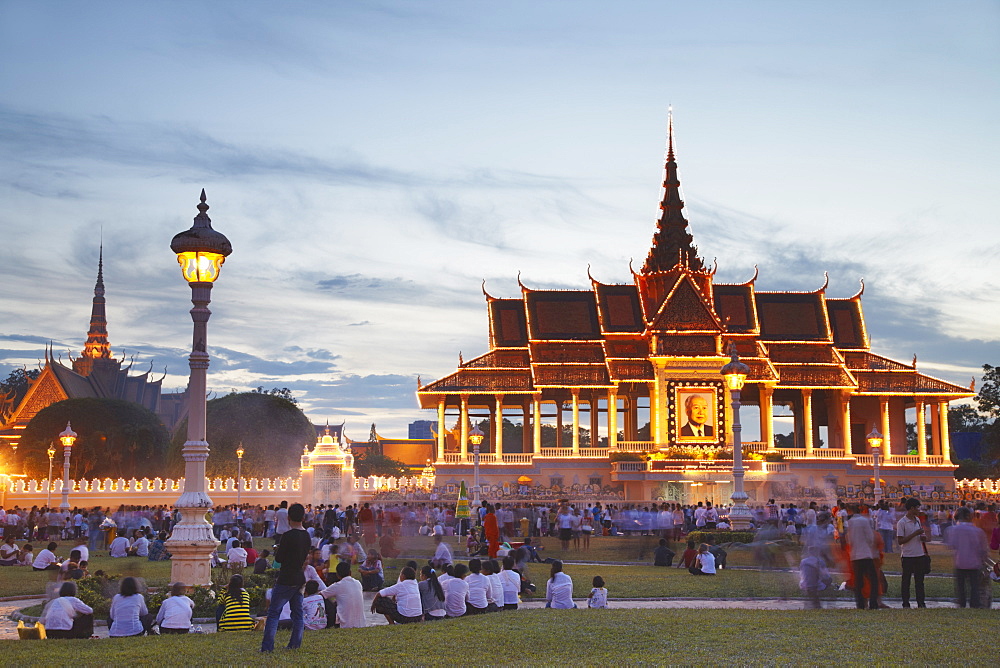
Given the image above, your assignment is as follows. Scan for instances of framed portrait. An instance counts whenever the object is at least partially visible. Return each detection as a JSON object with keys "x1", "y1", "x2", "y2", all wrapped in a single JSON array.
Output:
[{"x1": 674, "y1": 386, "x2": 720, "y2": 443}]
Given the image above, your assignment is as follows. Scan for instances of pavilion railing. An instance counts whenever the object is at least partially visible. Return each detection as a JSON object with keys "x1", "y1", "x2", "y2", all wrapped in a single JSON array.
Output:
[
  {"x1": 615, "y1": 441, "x2": 654, "y2": 452},
  {"x1": 501, "y1": 453, "x2": 534, "y2": 464},
  {"x1": 538, "y1": 448, "x2": 575, "y2": 457}
]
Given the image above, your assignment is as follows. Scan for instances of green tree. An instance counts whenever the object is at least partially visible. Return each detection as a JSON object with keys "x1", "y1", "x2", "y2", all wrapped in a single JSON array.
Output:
[
  {"x1": 353, "y1": 449, "x2": 409, "y2": 478},
  {"x1": 248, "y1": 386, "x2": 299, "y2": 405},
  {"x1": 949, "y1": 405, "x2": 987, "y2": 432},
  {"x1": 976, "y1": 364, "x2": 1000, "y2": 418},
  {"x1": 170, "y1": 392, "x2": 315, "y2": 478},
  {"x1": 19, "y1": 398, "x2": 171, "y2": 480}
]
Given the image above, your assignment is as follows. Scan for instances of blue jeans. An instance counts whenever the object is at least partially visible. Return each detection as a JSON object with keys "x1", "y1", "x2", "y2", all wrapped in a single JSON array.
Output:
[
  {"x1": 878, "y1": 529, "x2": 894, "y2": 553},
  {"x1": 261, "y1": 583, "x2": 304, "y2": 651}
]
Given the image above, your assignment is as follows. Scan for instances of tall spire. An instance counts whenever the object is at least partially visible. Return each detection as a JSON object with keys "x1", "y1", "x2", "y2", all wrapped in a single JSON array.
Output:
[
  {"x1": 73, "y1": 245, "x2": 113, "y2": 376},
  {"x1": 642, "y1": 109, "x2": 705, "y2": 274}
]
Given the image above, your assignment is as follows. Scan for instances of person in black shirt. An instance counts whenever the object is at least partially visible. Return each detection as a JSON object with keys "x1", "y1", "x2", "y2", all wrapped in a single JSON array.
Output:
[{"x1": 261, "y1": 503, "x2": 311, "y2": 652}]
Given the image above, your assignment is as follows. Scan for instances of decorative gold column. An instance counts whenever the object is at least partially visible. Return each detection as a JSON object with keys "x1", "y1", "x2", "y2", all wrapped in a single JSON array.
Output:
[
  {"x1": 841, "y1": 391, "x2": 853, "y2": 454},
  {"x1": 802, "y1": 389, "x2": 814, "y2": 456},
  {"x1": 436, "y1": 399, "x2": 446, "y2": 462},
  {"x1": 939, "y1": 401, "x2": 951, "y2": 463},
  {"x1": 589, "y1": 392, "x2": 598, "y2": 449},
  {"x1": 460, "y1": 394, "x2": 470, "y2": 462},
  {"x1": 915, "y1": 399, "x2": 927, "y2": 464},
  {"x1": 521, "y1": 400, "x2": 531, "y2": 453},
  {"x1": 880, "y1": 398, "x2": 891, "y2": 461},
  {"x1": 759, "y1": 385, "x2": 774, "y2": 450},
  {"x1": 608, "y1": 389, "x2": 618, "y2": 450},
  {"x1": 532, "y1": 395, "x2": 542, "y2": 455},
  {"x1": 930, "y1": 401, "x2": 941, "y2": 458},
  {"x1": 571, "y1": 388, "x2": 581, "y2": 456},
  {"x1": 651, "y1": 380, "x2": 661, "y2": 446},
  {"x1": 556, "y1": 400, "x2": 563, "y2": 448},
  {"x1": 494, "y1": 394, "x2": 505, "y2": 454}
]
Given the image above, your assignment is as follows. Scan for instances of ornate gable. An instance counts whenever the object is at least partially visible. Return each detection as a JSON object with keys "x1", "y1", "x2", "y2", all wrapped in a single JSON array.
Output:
[
  {"x1": 10, "y1": 366, "x2": 68, "y2": 423},
  {"x1": 650, "y1": 275, "x2": 722, "y2": 332}
]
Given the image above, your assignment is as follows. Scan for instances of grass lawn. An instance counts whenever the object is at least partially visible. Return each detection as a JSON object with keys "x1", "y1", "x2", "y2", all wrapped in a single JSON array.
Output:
[{"x1": 5, "y1": 608, "x2": 996, "y2": 665}]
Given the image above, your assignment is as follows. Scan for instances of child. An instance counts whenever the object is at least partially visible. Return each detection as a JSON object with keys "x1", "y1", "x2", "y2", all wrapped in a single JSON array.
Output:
[
  {"x1": 785, "y1": 521, "x2": 799, "y2": 544},
  {"x1": 677, "y1": 540, "x2": 698, "y2": 569},
  {"x1": 588, "y1": 575, "x2": 608, "y2": 608}
]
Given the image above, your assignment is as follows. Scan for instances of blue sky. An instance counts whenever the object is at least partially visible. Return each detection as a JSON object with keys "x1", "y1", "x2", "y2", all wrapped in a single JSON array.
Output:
[{"x1": 0, "y1": 1, "x2": 997, "y2": 437}]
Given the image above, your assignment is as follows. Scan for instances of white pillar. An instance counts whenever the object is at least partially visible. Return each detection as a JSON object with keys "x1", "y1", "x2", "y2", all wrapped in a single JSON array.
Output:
[
  {"x1": 571, "y1": 389, "x2": 581, "y2": 456},
  {"x1": 759, "y1": 386, "x2": 774, "y2": 450},
  {"x1": 880, "y1": 398, "x2": 891, "y2": 461},
  {"x1": 802, "y1": 389, "x2": 814, "y2": 456},
  {"x1": 939, "y1": 401, "x2": 951, "y2": 463},
  {"x1": 60, "y1": 444, "x2": 72, "y2": 511},
  {"x1": 608, "y1": 390, "x2": 618, "y2": 450},
  {"x1": 931, "y1": 401, "x2": 941, "y2": 458},
  {"x1": 460, "y1": 395, "x2": 470, "y2": 463},
  {"x1": 494, "y1": 394, "x2": 504, "y2": 454},
  {"x1": 841, "y1": 391, "x2": 853, "y2": 454},
  {"x1": 436, "y1": 399, "x2": 446, "y2": 462},
  {"x1": 916, "y1": 399, "x2": 927, "y2": 464},
  {"x1": 532, "y1": 395, "x2": 542, "y2": 455}
]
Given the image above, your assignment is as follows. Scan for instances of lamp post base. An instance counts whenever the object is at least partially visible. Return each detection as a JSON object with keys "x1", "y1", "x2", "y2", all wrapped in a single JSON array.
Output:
[{"x1": 166, "y1": 508, "x2": 217, "y2": 586}]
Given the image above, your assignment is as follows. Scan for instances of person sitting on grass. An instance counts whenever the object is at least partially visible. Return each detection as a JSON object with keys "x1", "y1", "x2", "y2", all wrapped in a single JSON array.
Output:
[
  {"x1": 109, "y1": 576, "x2": 150, "y2": 637},
  {"x1": 705, "y1": 537, "x2": 728, "y2": 569},
  {"x1": 58, "y1": 550, "x2": 84, "y2": 580},
  {"x1": 32, "y1": 541, "x2": 61, "y2": 571},
  {"x1": 587, "y1": 575, "x2": 608, "y2": 609},
  {"x1": 40, "y1": 581, "x2": 94, "y2": 639},
  {"x1": 302, "y1": 580, "x2": 327, "y2": 630},
  {"x1": 0, "y1": 535, "x2": 21, "y2": 566},
  {"x1": 109, "y1": 530, "x2": 130, "y2": 558},
  {"x1": 219, "y1": 574, "x2": 256, "y2": 632},
  {"x1": 147, "y1": 532, "x2": 171, "y2": 562},
  {"x1": 227, "y1": 539, "x2": 248, "y2": 568},
  {"x1": 19, "y1": 544, "x2": 34, "y2": 566},
  {"x1": 688, "y1": 544, "x2": 717, "y2": 576},
  {"x1": 443, "y1": 563, "x2": 469, "y2": 618},
  {"x1": 431, "y1": 534, "x2": 453, "y2": 569},
  {"x1": 545, "y1": 560, "x2": 575, "y2": 609},
  {"x1": 521, "y1": 537, "x2": 550, "y2": 563},
  {"x1": 130, "y1": 529, "x2": 149, "y2": 557},
  {"x1": 254, "y1": 549, "x2": 271, "y2": 575},
  {"x1": 155, "y1": 582, "x2": 194, "y2": 634},
  {"x1": 374, "y1": 566, "x2": 423, "y2": 624},
  {"x1": 677, "y1": 540, "x2": 698, "y2": 569},
  {"x1": 359, "y1": 550, "x2": 384, "y2": 591},
  {"x1": 653, "y1": 539, "x2": 675, "y2": 567}
]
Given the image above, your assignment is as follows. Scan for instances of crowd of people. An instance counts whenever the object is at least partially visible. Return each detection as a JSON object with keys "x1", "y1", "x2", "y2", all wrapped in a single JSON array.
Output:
[{"x1": 7, "y1": 495, "x2": 999, "y2": 644}]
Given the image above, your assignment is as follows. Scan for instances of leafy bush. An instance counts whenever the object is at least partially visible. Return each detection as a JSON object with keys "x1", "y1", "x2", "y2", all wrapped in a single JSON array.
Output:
[
  {"x1": 609, "y1": 452, "x2": 644, "y2": 462},
  {"x1": 763, "y1": 452, "x2": 785, "y2": 462},
  {"x1": 686, "y1": 530, "x2": 755, "y2": 545}
]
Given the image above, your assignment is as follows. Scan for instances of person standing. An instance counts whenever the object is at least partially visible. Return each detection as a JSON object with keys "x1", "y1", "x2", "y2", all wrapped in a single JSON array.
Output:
[
  {"x1": 483, "y1": 505, "x2": 501, "y2": 559},
  {"x1": 261, "y1": 503, "x2": 311, "y2": 652},
  {"x1": 945, "y1": 506, "x2": 989, "y2": 608},
  {"x1": 875, "y1": 502, "x2": 896, "y2": 554},
  {"x1": 274, "y1": 501, "x2": 290, "y2": 542},
  {"x1": 896, "y1": 498, "x2": 928, "y2": 608},
  {"x1": 846, "y1": 504, "x2": 879, "y2": 610}
]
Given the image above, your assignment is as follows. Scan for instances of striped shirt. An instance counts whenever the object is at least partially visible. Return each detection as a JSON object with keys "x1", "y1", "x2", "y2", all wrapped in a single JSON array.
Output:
[{"x1": 218, "y1": 590, "x2": 255, "y2": 631}]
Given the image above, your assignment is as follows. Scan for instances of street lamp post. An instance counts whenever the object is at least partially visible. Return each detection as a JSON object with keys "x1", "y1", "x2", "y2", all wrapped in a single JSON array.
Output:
[
  {"x1": 469, "y1": 424, "x2": 484, "y2": 507},
  {"x1": 867, "y1": 427, "x2": 883, "y2": 504},
  {"x1": 236, "y1": 443, "x2": 244, "y2": 508},
  {"x1": 721, "y1": 344, "x2": 753, "y2": 531},
  {"x1": 46, "y1": 445, "x2": 55, "y2": 508},
  {"x1": 59, "y1": 422, "x2": 76, "y2": 511},
  {"x1": 166, "y1": 190, "x2": 233, "y2": 586}
]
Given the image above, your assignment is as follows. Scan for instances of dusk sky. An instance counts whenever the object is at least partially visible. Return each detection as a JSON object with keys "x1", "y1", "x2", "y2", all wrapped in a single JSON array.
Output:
[{"x1": 1, "y1": 2, "x2": 997, "y2": 439}]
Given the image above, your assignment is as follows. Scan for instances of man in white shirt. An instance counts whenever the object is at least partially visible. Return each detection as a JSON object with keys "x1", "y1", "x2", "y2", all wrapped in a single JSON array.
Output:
[
  {"x1": 875, "y1": 502, "x2": 897, "y2": 553},
  {"x1": 109, "y1": 532, "x2": 130, "y2": 558},
  {"x1": 340, "y1": 536, "x2": 366, "y2": 564},
  {"x1": 275, "y1": 501, "x2": 290, "y2": 538},
  {"x1": 227, "y1": 540, "x2": 248, "y2": 567},
  {"x1": 132, "y1": 533, "x2": 150, "y2": 558},
  {"x1": 320, "y1": 562, "x2": 367, "y2": 628},
  {"x1": 32, "y1": 542, "x2": 61, "y2": 570},
  {"x1": 72, "y1": 541, "x2": 89, "y2": 563},
  {"x1": 896, "y1": 498, "x2": 928, "y2": 608},
  {"x1": 375, "y1": 567, "x2": 422, "y2": 623},
  {"x1": 431, "y1": 535, "x2": 453, "y2": 568}
]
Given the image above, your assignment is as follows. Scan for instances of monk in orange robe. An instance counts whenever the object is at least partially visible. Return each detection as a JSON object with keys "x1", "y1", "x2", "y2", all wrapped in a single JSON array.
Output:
[{"x1": 483, "y1": 505, "x2": 501, "y2": 558}]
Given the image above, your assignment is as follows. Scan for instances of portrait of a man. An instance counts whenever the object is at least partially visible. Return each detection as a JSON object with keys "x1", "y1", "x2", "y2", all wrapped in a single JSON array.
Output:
[{"x1": 678, "y1": 391, "x2": 715, "y2": 440}]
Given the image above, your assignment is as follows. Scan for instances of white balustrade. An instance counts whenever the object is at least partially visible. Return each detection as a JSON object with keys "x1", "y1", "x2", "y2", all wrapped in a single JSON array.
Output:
[
  {"x1": 776, "y1": 448, "x2": 808, "y2": 458},
  {"x1": 854, "y1": 455, "x2": 873, "y2": 466},
  {"x1": 578, "y1": 448, "x2": 609, "y2": 458},
  {"x1": 810, "y1": 449, "x2": 845, "y2": 458},
  {"x1": 616, "y1": 441, "x2": 654, "y2": 452},
  {"x1": 501, "y1": 454, "x2": 534, "y2": 464},
  {"x1": 538, "y1": 448, "x2": 575, "y2": 457}
]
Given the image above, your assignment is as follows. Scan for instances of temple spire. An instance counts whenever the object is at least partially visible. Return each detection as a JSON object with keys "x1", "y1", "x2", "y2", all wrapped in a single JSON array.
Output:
[
  {"x1": 642, "y1": 110, "x2": 705, "y2": 274},
  {"x1": 73, "y1": 245, "x2": 113, "y2": 375}
]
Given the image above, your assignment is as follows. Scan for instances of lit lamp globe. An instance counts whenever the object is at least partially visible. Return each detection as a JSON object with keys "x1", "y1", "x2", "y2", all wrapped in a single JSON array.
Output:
[
  {"x1": 469, "y1": 425, "x2": 485, "y2": 448},
  {"x1": 170, "y1": 190, "x2": 233, "y2": 283},
  {"x1": 59, "y1": 422, "x2": 77, "y2": 449}
]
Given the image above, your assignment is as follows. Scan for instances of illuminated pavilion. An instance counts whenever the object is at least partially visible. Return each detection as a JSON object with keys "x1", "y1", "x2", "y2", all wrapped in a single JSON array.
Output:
[{"x1": 416, "y1": 120, "x2": 973, "y2": 505}]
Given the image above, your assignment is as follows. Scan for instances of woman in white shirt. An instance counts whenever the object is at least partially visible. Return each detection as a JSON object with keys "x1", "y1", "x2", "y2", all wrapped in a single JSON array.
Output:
[
  {"x1": 41, "y1": 582, "x2": 94, "y2": 639},
  {"x1": 499, "y1": 556, "x2": 522, "y2": 610},
  {"x1": 154, "y1": 582, "x2": 194, "y2": 634},
  {"x1": 374, "y1": 566, "x2": 423, "y2": 623},
  {"x1": 483, "y1": 560, "x2": 504, "y2": 612},
  {"x1": 443, "y1": 563, "x2": 469, "y2": 618},
  {"x1": 109, "y1": 576, "x2": 149, "y2": 636},
  {"x1": 545, "y1": 560, "x2": 575, "y2": 609}
]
